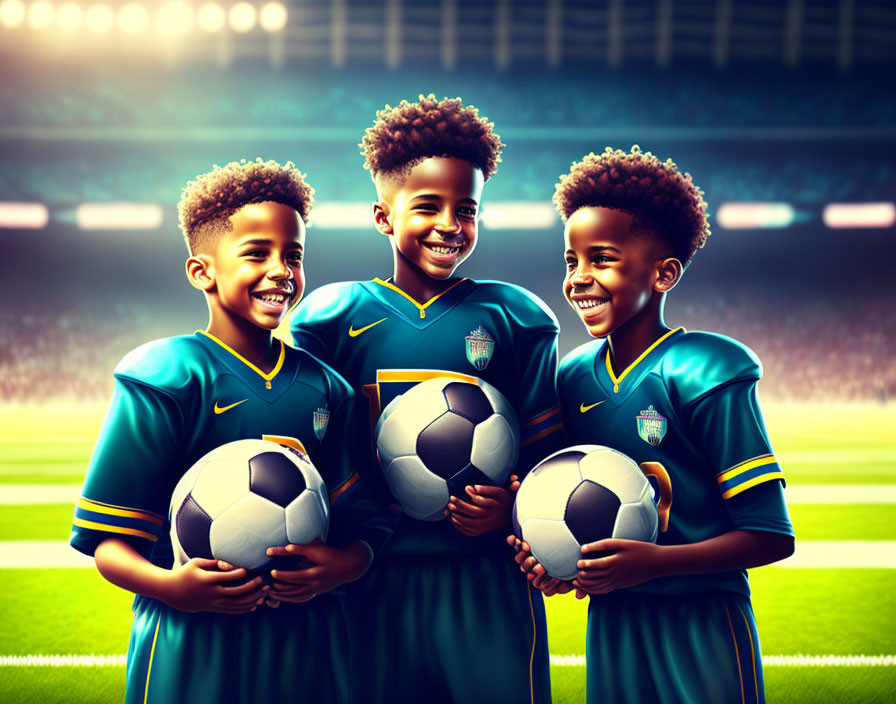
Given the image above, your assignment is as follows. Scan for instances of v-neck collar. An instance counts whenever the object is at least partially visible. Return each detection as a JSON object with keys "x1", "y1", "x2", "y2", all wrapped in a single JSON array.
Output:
[
  {"x1": 600, "y1": 327, "x2": 685, "y2": 396},
  {"x1": 196, "y1": 330, "x2": 295, "y2": 397},
  {"x1": 367, "y1": 277, "x2": 473, "y2": 327}
]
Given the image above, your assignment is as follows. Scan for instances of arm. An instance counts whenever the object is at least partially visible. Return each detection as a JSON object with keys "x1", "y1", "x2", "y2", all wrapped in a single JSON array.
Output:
[{"x1": 94, "y1": 537, "x2": 267, "y2": 613}]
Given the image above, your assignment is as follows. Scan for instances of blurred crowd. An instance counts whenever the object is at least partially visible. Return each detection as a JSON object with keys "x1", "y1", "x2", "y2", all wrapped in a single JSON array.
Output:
[{"x1": 1, "y1": 300, "x2": 892, "y2": 404}]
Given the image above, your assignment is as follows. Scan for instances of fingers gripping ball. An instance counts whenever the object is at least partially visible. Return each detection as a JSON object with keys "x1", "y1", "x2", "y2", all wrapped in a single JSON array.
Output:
[
  {"x1": 512, "y1": 445, "x2": 658, "y2": 580},
  {"x1": 375, "y1": 377, "x2": 520, "y2": 521},
  {"x1": 170, "y1": 439, "x2": 329, "y2": 583}
]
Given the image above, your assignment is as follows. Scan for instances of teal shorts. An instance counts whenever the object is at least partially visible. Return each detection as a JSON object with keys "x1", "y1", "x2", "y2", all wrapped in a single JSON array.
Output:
[
  {"x1": 125, "y1": 594, "x2": 350, "y2": 704},
  {"x1": 587, "y1": 590, "x2": 764, "y2": 704},
  {"x1": 346, "y1": 554, "x2": 551, "y2": 704}
]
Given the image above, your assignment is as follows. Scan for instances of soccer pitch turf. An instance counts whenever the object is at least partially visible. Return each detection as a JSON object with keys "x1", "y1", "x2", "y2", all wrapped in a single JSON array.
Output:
[{"x1": 1, "y1": 402, "x2": 894, "y2": 703}]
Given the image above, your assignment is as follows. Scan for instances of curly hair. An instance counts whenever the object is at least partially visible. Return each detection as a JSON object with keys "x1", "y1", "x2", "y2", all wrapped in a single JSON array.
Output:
[
  {"x1": 361, "y1": 94, "x2": 503, "y2": 182},
  {"x1": 178, "y1": 158, "x2": 314, "y2": 253},
  {"x1": 553, "y1": 146, "x2": 710, "y2": 264}
]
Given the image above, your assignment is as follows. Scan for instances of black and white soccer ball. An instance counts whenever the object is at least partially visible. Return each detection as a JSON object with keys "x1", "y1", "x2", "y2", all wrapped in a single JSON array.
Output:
[
  {"x1": 170, "y1": 439, "x2": 329, "y2": 580},
  {"x1": 375, "y1": 377, "x2": 520, "y2": 521},
  {"x1": 512, "y1": 445, "x2": 658, "y2": 580}
]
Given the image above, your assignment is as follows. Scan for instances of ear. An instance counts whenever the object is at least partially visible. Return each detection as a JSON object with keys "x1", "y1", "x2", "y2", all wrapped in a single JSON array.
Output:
[
  {"x1": 654, "y1": 257, "x2": 683, "y2": 293},
  {"x1": 186, "y1": 254, "x2": 215, "y2": 292},
  {"x1": 373, "y1": 201, "x2": 393, "y2": 236}
]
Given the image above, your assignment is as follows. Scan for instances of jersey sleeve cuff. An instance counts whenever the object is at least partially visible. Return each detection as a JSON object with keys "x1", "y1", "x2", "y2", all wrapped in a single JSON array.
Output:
[
  {"x1": 71, "y1": 496, "x2": 164, "y2": 552},
  {"x1": 521, "y1": 406, "x2": 563, "y2": 448},
  {"x1": 717, "y1": 455, "x2": 786, "y2": 500}
]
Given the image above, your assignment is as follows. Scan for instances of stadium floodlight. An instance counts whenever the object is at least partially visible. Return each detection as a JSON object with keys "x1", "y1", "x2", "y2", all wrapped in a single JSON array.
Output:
[
  {"x1": 27, "y1": 0, "x2": 54, "y2": 30},
  {"x1": 229, "y1": 2, "x2": 256, "y2": 33},
  {"x1": 197, "y1": 2, "x2": 225, "y2": 32},
  {"x1": 76, "y1": 203, "x2": 163, "y2": 230},
  {"x1": 0, "y1": 0, "x2": 27, "y2": 29},
  {"x1": 0, "y1": 203, "x2": 49, "y2": 229},
  {"x1": 259, "y1": 2, "x2": 287, "y2": 32},
  {"x1": 156, "y1": 1, "x2": 192, "y2": 37},
  {"x1": 480, "y1": 203, "x2": 558, "y2": 230},
  {"x1": 823, "y1": 203, "x2": 896, "y2": 229},
  {"x1": 118, "y1": 2, "x2": 149, "y2": 34},
  {"x1": 85, "y1": 4, "x2": 114, "y2": 34},
  {"x1": 716, "y1": 202, "x2": 795, "y2": 229},
  {"x1": 310, "y1": 203, "x2": 373, "y2": 229},
  {"x1": 57, "y1": 2, "x2": 83, "y2": 31}
]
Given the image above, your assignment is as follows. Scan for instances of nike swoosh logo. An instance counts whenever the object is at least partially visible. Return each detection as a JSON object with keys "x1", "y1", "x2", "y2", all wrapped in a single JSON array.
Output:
[
  {"x1": 580, "y1": 400, "x2": 606, "y2": 413},
  {"x1": 349, "y1": 318, "x2": 388, "y2": 337},
  {"x1": 214, "y1": 399, "x2": 248, "y2": 415}
]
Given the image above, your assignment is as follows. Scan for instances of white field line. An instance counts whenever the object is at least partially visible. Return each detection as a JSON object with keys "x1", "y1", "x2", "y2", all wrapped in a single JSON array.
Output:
[
  {"x1": 778, "y1": 448, "x2": 896, "y2": 465},
  {"x1": 1, "y1": 540, "x2": 895, "y2": 569},
  {"x1": 5, "y1": 484, "x2": 896, "y2": 505},
  {"x1": 2, "y1": 654, "x2": 894, "y2": 668}
]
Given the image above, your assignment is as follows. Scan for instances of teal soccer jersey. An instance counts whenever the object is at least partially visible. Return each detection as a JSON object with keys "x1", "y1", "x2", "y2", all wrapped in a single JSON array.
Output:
[
  {"x1": 290, "y1": 276, "x2": 562, "y2": 704},
  {"x1": 70, "y1": 331, "x2": 379, "y2": 704},
  {"x1": 558, "y1": 327, "x2": 794, "y2": 704}
]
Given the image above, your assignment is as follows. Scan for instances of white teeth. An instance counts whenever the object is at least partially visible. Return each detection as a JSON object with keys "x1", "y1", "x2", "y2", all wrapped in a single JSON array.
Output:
[
  {"x1": 257, "y1": 293, "x2": 286, "y2": 304},
  {"x1": 427, "y1": 244, "x2": 459, "y2": 255},
  {"x1": 575, "y1": 299, "x2": 606, "y2": 310}
]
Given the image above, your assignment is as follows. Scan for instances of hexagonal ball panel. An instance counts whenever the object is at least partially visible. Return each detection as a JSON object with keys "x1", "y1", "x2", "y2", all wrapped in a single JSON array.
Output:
[
  {"x1": 519, "y1": 517, "x2": 582, "y2": 581},
  {"x1": 514, "y1": 449, "x2": 585, "y2": 524},
  {"x1": 470, "y1": 414, "x2": 517, "y2": 484},
  {"x1": 285, "y1": 489, "x2": 329, "y2": 545},
  {"x1": 383, "y1": 455, "x2": 449, "y2": 521},
  {"x1": 210, "y1": 493, "x2": 287, "y2": 570},
  {"x1": 376, "y1": 380, "x2": 452, "y2": 465},
  {"x1": 447, "y1": 463, "x2": 493, "y2": 498},
  {"x1": 169, "y1": 459, "x2": 205, "y2": 528},
  {"x1": 175, "y1": 494, "x2": 215, "y2": 561},
  {"x1": 578, "y1": 446, "x2": 648, "y2": 503},
  {"x1": 189, "y1": 458, "x2": 250, "y2": 521},
  {"x1": 613, "y1": 484, "x2": 659, "y2": 542},
  {"x1": 565, "y1": 480, "x2": 621, "y2": 545},
  {"x1": 443, "y1": 382, "x2": 493, "y2": 424},
  {"x1": 249, "y1": 451, "x2": 306, "y2": 508},
  {"x1": 477, "y1": 381, "x2": 519, "y2": 430},
  {"x1": 416, "y1": 411, "x2": 475, "y2": 479}
]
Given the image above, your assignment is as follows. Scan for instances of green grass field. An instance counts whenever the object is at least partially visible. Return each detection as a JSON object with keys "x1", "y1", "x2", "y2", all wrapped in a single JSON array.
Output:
[{"x1": 1, "y1": 402, "x2": 894, "y2": 703}]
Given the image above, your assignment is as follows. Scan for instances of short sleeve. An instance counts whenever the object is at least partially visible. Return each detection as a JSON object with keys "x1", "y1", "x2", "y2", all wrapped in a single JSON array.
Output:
[{"x1": 70, "y1": 378, "x2": 183, "y2": 558}]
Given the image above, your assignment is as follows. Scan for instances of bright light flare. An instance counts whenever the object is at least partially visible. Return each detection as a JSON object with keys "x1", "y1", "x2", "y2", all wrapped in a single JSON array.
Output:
[
  {"x1": 156, "y1": 1, "x2": 192, "y2": 37},
  {"x1": 823, "y1": 203, "x2": 896, "y2": 229},
  {"x1": 85, "y1": 4, "x2": 114, "y2": 34},
  {"x1": 0, "y1": 203, "x2": 49, "y2": 229},
  {"x1": 480, "y1": 203, "x2": 558, "y2": 230},
  {"x1": 76, "y1": 203, "x2": 163, "y2": 230},
  {"x1": 716, "y1": 202, "x2": 795, "y2": 229},
  {"x1": 259, "y1": 2, "x2": 287, "y2": 32},
  {"x1": 229, "y1": 2, "x2": 256, "y2": 33},
  {"x1": 196, "y1": 2, "x2": 225, "y2": 32},
  {"x1": 118, "y1": 3, "x2": 148, "y2": 34},
  {"x1": 57, "y1": 2, "x2": 83, "y2": 31},
  {"x1": 27, "y1": 0, "x2": 54, "y2": 30},
  {"x1": 310, "y1": 203, "x2": 372, "y2": 229},
  {"x1": 0, "y1": 0, "x2": 27, "y2": 29}
]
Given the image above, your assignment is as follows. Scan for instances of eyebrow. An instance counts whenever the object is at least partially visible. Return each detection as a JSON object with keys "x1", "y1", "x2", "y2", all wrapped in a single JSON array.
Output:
[
  {"x1": 410, "y1": 194, "x2": 478, "y2": 206},
  {"x1": 238, "y1": 238, "x2": 302, "y2": 249}
]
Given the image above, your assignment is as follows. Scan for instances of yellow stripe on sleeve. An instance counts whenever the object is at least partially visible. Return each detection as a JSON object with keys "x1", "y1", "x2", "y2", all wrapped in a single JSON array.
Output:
[
  {"x1": 717, "y1": 456, "x2": 777, "y2": 484},
  {"x1": 77, "y1": 498, "x2": 164, "y2": 525},
  {"x1": 721, "y1": 471, "x2": 786, "y2": 500},
  {"x1": 72, "y1": 517, "x2": 159, "y2": 542}
]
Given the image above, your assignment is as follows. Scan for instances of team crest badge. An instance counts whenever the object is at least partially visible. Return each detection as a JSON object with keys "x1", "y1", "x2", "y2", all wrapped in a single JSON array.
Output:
[
  {"x1": 313, "y1": 407, "x2": 330, "y2": 441},
  {"x1": 465, "y1": 325, "x2": 495, "y2": 371},
  {"x1": 636, "y1": 405, "x2": 667, "y2": 446}
]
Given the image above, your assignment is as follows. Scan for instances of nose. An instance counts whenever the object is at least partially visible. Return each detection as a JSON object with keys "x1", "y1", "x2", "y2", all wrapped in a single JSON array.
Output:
[
  {"x1": 569, "y1": 267, "x2": 593, "y2": 290},
  {"x1": 267, "y1": 260, "x2": 293, "y2": 280},
  {"x1": 434, "y1": 209, "x2": 462, "y2": 237}
]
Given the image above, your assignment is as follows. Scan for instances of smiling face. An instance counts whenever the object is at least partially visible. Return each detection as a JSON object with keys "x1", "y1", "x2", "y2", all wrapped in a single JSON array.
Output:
[
  {"x1": 196, "y1": 201, "x2": 306, "y2": 331},
  {"x1": 374, "y1": 156, "x2": 484, "y2": 281},
  {"x1": 563, "y1": 206, "x2": 675, "y2": 339}
]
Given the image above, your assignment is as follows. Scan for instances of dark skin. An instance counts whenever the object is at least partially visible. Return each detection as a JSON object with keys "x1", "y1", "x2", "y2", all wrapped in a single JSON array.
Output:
[
  {"x1": 374, "y1": 156, "x2": 513, "y2": 536},
  {"x1": 508, "y1": 205, "x2": 795, "y2": 596}
]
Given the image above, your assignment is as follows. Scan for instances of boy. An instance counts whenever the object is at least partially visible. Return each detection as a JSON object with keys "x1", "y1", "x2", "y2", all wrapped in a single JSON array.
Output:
[
  {"x1": 288, "y1": 96, "x2": 561, "y2": 703},
  {"x1": 512, "y1": 146, "x2": 795, "y2": 703},
  {"x1": 70, "y1": 159, "x2": 382, "y2": 703}
]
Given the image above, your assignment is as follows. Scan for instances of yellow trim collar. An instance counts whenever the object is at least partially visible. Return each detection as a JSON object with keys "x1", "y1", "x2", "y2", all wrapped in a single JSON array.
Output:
[
  {"x1": 373, "y1": 277, "x2": 467, "y2": 319},
  {"x1": 605, "y1": 327, "x2": 684, "y2": 393},
  {"x1": 198, "y1": 330, "x2": 285, "y2": 382}
]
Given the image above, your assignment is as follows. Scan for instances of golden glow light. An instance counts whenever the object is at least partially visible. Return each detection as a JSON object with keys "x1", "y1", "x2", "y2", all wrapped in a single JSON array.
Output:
[
  {"x1": 27, "y1": 0, "x2": 54, "y2": 30},
  {"x1": 229, "y1": 2, "x2": 256, "y2": 33},
  {"x1": 823, "y1": 203, "x2": 896, "y2": 229},
  {"x1": 0, "y1": 203, "x2": 49, "y2": 229},
  {"x1": 156, "y1": 1, "x2": 192, "y2": 37},
  {"x1": 76, "y1": 203, "x2": 163, "y2": 230},
  {"x1": 85, "y1": 4, "x2": 114, "y2": 34},
  {"x1": 196, "y1": 2, "x2": 224, "y2": 32},
  {"x1": 118, "y1": 3, "x2": 148, "y2": 34},
  {"x1": 0, "y1": 0, "x2": 27, "y2": 29},
  {"x1": 259, "y1": 2, "x2": 287, "y2": 33},
  {"x1": 56, "y1": 2, "x2": 83, "y2": 31}
]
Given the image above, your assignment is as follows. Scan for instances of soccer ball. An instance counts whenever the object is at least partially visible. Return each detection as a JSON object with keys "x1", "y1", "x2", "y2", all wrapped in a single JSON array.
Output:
[
  {"x1": 512, "y1": 445, "x2": 658, "y2": 580},
  {"x1": 375, "y1": 377, "x2": 520, "y2": 521},
  {"x1": 169, "y1": 439, "x2": 329, "y2": 581}
]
